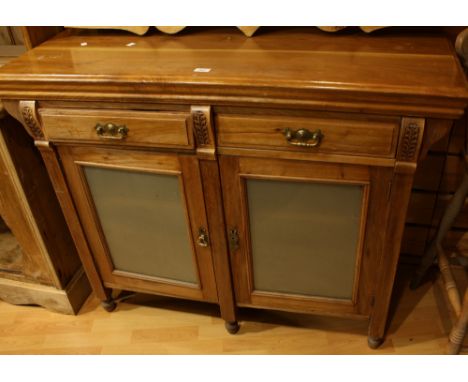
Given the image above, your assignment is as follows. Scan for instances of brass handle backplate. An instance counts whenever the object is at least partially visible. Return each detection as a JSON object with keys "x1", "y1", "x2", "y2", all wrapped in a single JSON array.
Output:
[
  {"x1": 197, "y1": 228, "x2": 209, "y2": 247},
  {"x1": 283, "y1": 128, "x2": 323, "y2": 148},
  {"x1": 95, "y1": 123, "x2": 128, "y2": 140}
]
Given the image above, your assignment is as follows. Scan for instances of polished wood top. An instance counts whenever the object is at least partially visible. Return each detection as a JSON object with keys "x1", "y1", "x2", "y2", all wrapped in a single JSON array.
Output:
[{"x1": 0, "y1": 27, "x2": 467, "y2": 116}]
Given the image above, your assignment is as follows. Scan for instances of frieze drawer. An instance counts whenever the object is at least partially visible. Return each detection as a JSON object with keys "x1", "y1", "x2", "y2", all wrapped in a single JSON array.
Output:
[
  {"x1": 39, "y1": 108, "x2": 194, "y2": 149},
  {"x1": 215, "y1": 112, "x2": 400, "y2": 158}
]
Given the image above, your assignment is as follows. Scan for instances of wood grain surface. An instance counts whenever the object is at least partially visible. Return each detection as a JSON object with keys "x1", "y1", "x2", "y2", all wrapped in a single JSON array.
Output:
[
  {"x1": 0, "y1": 28, "x2": 466, "y2": 117},
  {"x1": 39, "y1": 108, "x2": 193, "y2": 149},
  {"x1": 216, "y1": 112, "x2": 399, "y2": 158}
]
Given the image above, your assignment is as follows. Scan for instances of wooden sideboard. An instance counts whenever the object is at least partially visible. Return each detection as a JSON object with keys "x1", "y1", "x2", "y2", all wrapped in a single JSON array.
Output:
[{"x1": 0, "y1": 27, "x2": 467, "y2": 347}]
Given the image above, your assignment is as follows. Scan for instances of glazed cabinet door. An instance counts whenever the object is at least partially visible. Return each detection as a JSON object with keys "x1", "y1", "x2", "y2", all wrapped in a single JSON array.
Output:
[
  {"x1": 220, "y1": 156, "x2": 391, "y2": 317},
  {"x1": 59, "y1": 145, "x2": 218, "y2": 303}
]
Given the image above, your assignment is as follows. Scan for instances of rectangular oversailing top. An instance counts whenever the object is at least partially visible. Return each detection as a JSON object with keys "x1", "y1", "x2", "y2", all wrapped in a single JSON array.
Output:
[{"x1": 0, "y1": 27, "x2": 467, "y2": 116}]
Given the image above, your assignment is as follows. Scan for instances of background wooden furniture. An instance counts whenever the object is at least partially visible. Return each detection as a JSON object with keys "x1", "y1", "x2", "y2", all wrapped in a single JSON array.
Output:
[
  {"x1": 0, "y1": 27, "x2": 90, "y2": 314},
  {"x1": 0, "y1": 27, "x2": 466, "y2": 346}
]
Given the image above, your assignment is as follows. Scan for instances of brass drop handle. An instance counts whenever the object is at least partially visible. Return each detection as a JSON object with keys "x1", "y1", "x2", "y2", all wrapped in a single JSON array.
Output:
[
  {"x1": 95, "y1": 123, "x2": 128, "y2": 140},
  {"x1": 283, "y1": 128, "x2": 323, "y2": 148},
  {"x1": 197, "y1": 228, "x2": 209, "y2": 247}
]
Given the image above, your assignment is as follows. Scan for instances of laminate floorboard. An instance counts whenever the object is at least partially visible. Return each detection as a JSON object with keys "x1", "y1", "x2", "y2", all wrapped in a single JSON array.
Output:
[{"x1": 0, "y1": 265, "x2": 465, "y2": 355}]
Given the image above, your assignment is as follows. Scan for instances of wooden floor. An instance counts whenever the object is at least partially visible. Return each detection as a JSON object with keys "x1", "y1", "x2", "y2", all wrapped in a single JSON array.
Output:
[{"x1": 0, "y1": 265, "x2": 466, "y2": 354}]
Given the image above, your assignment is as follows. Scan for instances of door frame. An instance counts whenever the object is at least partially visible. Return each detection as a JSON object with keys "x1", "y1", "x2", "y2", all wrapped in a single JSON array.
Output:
[
  {"x1": 58, "y1": 145, "x2": 218, "y2": 303},
  {"x1": 220, "y1": 155, "x2": 391, "y2": 317}
]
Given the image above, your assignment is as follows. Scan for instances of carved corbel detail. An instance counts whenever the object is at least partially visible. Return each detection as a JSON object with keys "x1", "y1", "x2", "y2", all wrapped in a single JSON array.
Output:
[
  {"x1": 399, "y1": 123, "x2": 420, "y2": 161},
  {"x1": 191, "y1": 106, "x2": 215, "y2": 160},
  {"x1": 19, "y1": 100, "x2": 45, "y2": 140},
  {"x1": 394, "y1": 117, "x2": 425, "y2": 175},
  {"x1": 397, "y1": 117, "x2": 425, "y2": 163},
  {"x1": 193, "y1": 110, "x2": 210, "y2": 145}
]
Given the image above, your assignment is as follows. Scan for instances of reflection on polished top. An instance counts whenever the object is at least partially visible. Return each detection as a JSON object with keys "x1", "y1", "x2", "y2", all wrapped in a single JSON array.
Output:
[{"x1": 0, "y1": 27, "x2": 467, "y2": 116}]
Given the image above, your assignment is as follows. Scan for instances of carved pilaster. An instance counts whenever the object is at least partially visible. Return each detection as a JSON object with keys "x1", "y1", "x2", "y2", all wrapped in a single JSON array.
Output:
[
  {"x1": 369, "y1": 117, "x2": 426, "y2": 345},
  {"x1": 18, "y1": 100, "x2": 45, "y2": 140},
  {"x1": 191, "y1": 106, "x2": 215, "y2": 160}
]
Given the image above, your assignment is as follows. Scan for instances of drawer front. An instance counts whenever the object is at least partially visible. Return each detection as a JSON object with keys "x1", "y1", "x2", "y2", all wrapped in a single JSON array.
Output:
[
  {"x1": 39, "y1": 108, "x2": 193, "y2": 149},
  {"x1": 216, "y1": 113, "x2": 400, "y2": 158}
]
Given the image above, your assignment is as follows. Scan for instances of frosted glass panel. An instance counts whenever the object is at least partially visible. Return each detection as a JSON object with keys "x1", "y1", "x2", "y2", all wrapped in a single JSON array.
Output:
[
  {"x1": 246, "y1": 179, "x2": 363, "y2": 299},
  {"x1": 84, "y1": 166, "x2": 197, "y2": 284}
]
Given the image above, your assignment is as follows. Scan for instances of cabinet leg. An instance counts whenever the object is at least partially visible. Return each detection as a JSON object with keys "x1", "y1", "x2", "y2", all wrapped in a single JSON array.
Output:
[
  {"x1": 368, "y1": 165, "x2": 418, "y2": 351},
  {"x1": 200, "y1": 160, "x2": 240, "y2": 335},
  {"x1": 367, "y1": 336, "x2": 384, "y2": 349},
  {"x1": 224, "y1": 321, "x2": 240, "y2": 334},
  {"x1": 101, "y1": 297, "x2": 117, "y2": 312}
]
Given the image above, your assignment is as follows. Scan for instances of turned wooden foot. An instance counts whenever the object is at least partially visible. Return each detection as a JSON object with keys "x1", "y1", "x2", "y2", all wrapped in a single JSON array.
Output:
[
  {"x1": 225, "y1": 321, "x2": 240, "y2": 334},
  {"x1": 368, "y1": 336, "x2": 384, "y2": 349},
  {"x1": 101, "y1": 298, "x2": 117, "y2": 312}
]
